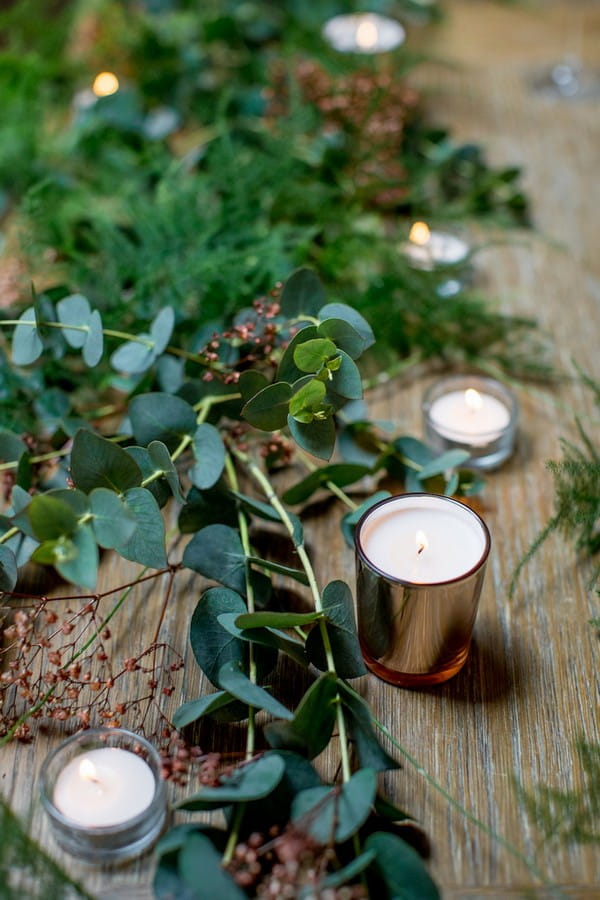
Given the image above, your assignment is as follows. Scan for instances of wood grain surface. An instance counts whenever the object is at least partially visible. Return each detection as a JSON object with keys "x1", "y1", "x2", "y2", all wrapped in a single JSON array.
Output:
[{"x1": 2, "y1": 2, "x2": 599, "y2": 897}]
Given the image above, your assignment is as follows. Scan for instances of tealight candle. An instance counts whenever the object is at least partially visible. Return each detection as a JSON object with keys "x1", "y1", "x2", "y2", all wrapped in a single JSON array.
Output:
[
  {"x1": 322, "y1": 13, "x2": 405, "y2": 54},
  {"x1": 39, "y1": 728, "x2": 167, "y2": 862},
  {"x1": 355, "y1": 494, "x2": 491, "y2": 686},
  {"x1": 423, "y1": 374, "x2": 518, "y2": 470},
  {"x1": 403, "y1": 221, "x2": 471, "y2": 270}
]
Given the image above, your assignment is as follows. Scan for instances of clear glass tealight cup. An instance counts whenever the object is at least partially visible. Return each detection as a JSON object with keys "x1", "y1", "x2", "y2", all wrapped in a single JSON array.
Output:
[{"x1": 39, "y1": 728, "x2": 167, "y2": 863}]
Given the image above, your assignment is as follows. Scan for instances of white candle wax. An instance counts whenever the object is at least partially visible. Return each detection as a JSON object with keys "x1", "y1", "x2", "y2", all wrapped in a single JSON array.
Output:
[
  {"x1": 322, "y1": 13, "x2": 405, "y2": 54},
  {"x1": 403, "y1": 229, "x2": 470, "y2": 270},
  {"x1": 359, "y1": 495, "x2": 487, "y2": 584},
  {"x1": 53, "y1": 747, "x2": 155, "y2": 827},
  {"x1": 429, "y1": 388, "x2": 510, "y2": 447}
]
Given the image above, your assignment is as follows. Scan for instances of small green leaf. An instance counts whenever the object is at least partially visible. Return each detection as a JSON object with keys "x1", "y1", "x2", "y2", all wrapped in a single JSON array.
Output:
[
  {"x1": 178, "y1": 755, "x2": 285, "y2": 810},
  {"x1": 178, "y1": 833, "x2": 247, "y2": 899},
  {"x1": 27, "y1": 495, "x2": 78, "y2": 541},
  {"x1": 71, "y1": 429, "x2": 142, "y2": 494},
  {"x1": 12, "y1": 306, "x2": 43, "y2": 365},
  {"x1": 150, "y1": 307, "x2": 175, "y2": 355},
  {"x1": 318, "y1": 302, "x2": 375, "y2": 351},
  {"x1": 55, "y1": 523, "x2": 98, "y2": 589},
  {"x1": 173, "y1": 691, "x2": 237, "y2": 729},
  {"x1": 148, "y1": 441, "x2": 185, "y2": 502},
  {"x1": 283, "y1": 462, "x2": 371, "y2": 506},
  {"x1": 183, "y1": 524, "x2": 246, "y2": 595},
  {"x1": 291, "y1": 768, "x2": 377, "y2": 844},
  {"x1": 126, "y1": 446, "x2": 171, "y2": 508},
  {"x1": 178, "y1": 486, "x2": 238, "y2": 533},
  {"x1": 110, "y1": 339, "x2": 154, "y2": 374},
  {"x1": 306, "y1": 580, "x2": 367, "y2": 678},
  {"x1": 418, "y1": 449, "x2": 470, "y2": 480},
  {"x1": 293, "y1": 338, "x2": 337, "y2": 374},
  {"x1": 317, "y1": 317, "x2": 367, "y2": 360},
  {"x1": 264, "y1": 672, "x2": 338, "y2": 759},
  {"x1": 56, "y1": 294, "x2": 91, "y2": 349},
  {"x1": 289, "y1": 379, "x2": 326, "y2": 423},
  {"x1": 322, "y1": 850, "x2": 377, "y2": 889},
  {"x1": 327, "y1": 350, "x2": 362, "y2": 401},
  {"x1": 0, "y1": 546, "x2": 18, "y2": 591},
  {"x1": 218, "y1": 661, "x2": 293, "y2": 720},
  {"x1": 247, "y1": 555, "x2": 309, "y2": 586},
  {"x1": 235, "y1": 610, "x2": 322, "y2": 629},
  {"x1": 89, "y1": 487, "x2": 137, "y2": 549},
  {"x1": 217, "y1": 615, "x2": 308, "y2": 668},
  {"x1": 280, "y1": 268, "x2": 325, "y2": 318},
  {"x1": 118, "y1": 487, "x2": 167, "y2": 568},
  {"x1": 230, "y1": 491, "x2": 303, "y2": 546},
  {"x1": 277, "y1": 325, "x2": 318, "y2": 384},
  {"x1": 242, "y1": 382, "x2": 292, "y2": 431},
  {"x1": 129, "y1": 392, "x2": 197, "y2": 451},
  {"x1": 238, "y1": 370, "x2": 269, "y2": 403},
  {"x1": 287, "y1": 414, "x2": 335, "y2": 461},
  {"x1": 365, "y1": 832, "x2": 440, "y2": 899},
  {"x1": 190, "y1": 587, "x2": 247, "y2": 687},
  {"x1": 83, "y1": 309, "x2": 104, "y2": 367},
  {"x1": 188, "y1": 424, "x2": 225, "y2": 490},
  {"x1": 338, "y1": 682, "x2": 400, "y2": 772},
  {"x1": 0, "y1": 429, "x2": 27, "y2": 463}
]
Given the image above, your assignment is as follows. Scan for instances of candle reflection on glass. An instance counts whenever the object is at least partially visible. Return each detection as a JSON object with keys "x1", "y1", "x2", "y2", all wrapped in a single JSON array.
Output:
[{"x1": 403, "y1": 221, "x2": 470, "y2": 270}]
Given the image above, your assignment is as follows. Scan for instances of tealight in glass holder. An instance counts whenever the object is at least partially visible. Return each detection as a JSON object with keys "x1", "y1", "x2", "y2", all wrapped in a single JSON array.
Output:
[
  {"x1": 39, "y1": 728, "x2": 167, "y2": 862},
  {"x1": 422, "y1": 374, "x2": 519, "y2": 471},
  {"x1": 355, "y1": 494, "x2": 491, "y2": 687}
]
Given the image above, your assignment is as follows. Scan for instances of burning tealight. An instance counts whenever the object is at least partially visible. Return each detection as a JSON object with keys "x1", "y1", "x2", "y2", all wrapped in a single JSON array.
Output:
[
  {"x1": 355, "y1": 494, "x2": 491, "y2": 686},
  {"x1": 403, "y1": 221, "x2": 471, "y2": 270},
  {"x1": 39, "y1": 728, "x2": 166, "y2": 861},
  {"x1": 423, "y1": 375, "x2": 519, "y2": 470},
  {"x1": 92, "y1": 71, "x2": 120, "y2": 98},
  {"x1": 322, "y1": 13, "x2": 405, "y2": 54}
]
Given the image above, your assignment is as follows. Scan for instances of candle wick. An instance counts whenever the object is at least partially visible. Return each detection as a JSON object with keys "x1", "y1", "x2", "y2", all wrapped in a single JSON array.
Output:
[{"x1": 417, "y1": 543, "x2": 425, "y2": 555}]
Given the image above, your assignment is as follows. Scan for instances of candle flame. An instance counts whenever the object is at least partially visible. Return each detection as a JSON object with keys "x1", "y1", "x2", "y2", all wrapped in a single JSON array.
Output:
[
  {"x1": 79, "y1": 758, "x2": 99, "y2": 782},
  {"x1": 408, "y1": 221, "x2": 430, "y2": 246},
  {"x1": 356, "y1": 19, "x2": 378, "y2": 50},
  {"x1": 92, "y1": 71, "x2": 119, "y2": 97},
  {"x1": 416, "y1": 530, "x2": 428, "y2": 555},
  {"x1": 465, "y1": 388, "x2": 483, "y2": 411}
]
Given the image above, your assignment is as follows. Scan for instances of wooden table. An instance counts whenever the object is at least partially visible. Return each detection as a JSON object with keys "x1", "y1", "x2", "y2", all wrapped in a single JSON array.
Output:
[{"x1": 3, "y1": 1, "x2": 599, "y2": 897}]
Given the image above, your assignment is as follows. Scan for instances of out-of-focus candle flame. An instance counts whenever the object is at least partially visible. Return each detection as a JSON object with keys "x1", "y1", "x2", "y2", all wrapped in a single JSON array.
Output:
[
  {"x1": 465, "y1": 388, "x2": 483, "y2": 411},
  {"x1": 92, "y1": 72, "x2": 119, "y2": 97},
  {"x1": 415, "y1": 530, "x2": 428, "y2": 555},
  {"x1": 409, "y1": 221, "x2": 430, "y2": 246},
  {"x1": 356, "y1": 19, "x2": 378, "y2": 50},
  {"x1": 79, "y1": 758, "x2": 99, "y2": 782}
]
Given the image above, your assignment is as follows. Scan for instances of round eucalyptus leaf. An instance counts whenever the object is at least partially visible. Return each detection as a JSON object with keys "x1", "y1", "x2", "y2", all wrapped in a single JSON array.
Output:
[
  {"x1": 71, "y1": 428, "x2": 142, "y2": 494},
  {"x1": 129, "y1": 392, "x2": 197, "y2": 450},
  {"x1": 117, "y1": 487, "x2": 167, "y2": 568},
  {"x1": 179, "y1": 755, "x2": 286, "y2": 811},
  {"x1": 27, "y1": 494, "x2": 78, "y2": 541},
  {"x1": 317, "y1": 317, "x2": 368, "y2": 359},
  {"x1": 293, "y1": 338, "x2": 337, "y2": 374},
  {"x1": 83, "y1": 309, "x2": 104, "y2": 367},
  {"x1": 89, "y1": 487, "x2": 137, "y2": 549},
  {"x1": 56, "y1": 293, "x2": 91, "y2": 349},
  {"x1": 178, "y1": 833, "x2": 247, "y2": 899},
  {"x1": 110, "y1": 338, "x2": 154, "y2": 374},
  {"x1": 242, "y1": 382, "x2": 292, "y2": 432},
  {"x1": 365, "y1": 831, "x2": 440, "y2": 899},
  {"x1": 0, "y1": 546, "x2": 18, "y2": 591},
  {"x1": 183, "y1": 524, "x2": 246, "y2": 595},
  {"x1": 150, "y1": 306, "x2": 175, "y2": 356},
  {"x1": 287, "y1": 413, "x2": 335, "y2": 461},
  {"x1": 55, "y1": 523, "x2": 99, "y2": 589},
  {"x1": 318, "y1": 302, "x2": 375, "y2": 351},
  {"x1": 12, "y1": 306, "x2": 43, "y2": 365},
  {"x1": 280, "y1": 267, "x2": 325, "y2": 319},
  {"x1": 188, "y1": 424, "x2": 226, "y2": 490},
  {"x1": 189, "y1": 587, "x2": 248, "y2": 687}
]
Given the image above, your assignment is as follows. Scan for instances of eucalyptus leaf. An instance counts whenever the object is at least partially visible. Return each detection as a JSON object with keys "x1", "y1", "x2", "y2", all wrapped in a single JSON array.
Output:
[
  {"x1": 178, "y1": 754, "x2": 285, "y2": 810},
  {"x1": 110, "y1": 337, "x2": 154, "y2": 374},
  {"x1": 305, "y1": 580, "x2": 367, "y2": 678},
  {"x1": 317, "y1": 317, "x2": 366, "y2": 360},
  {"x1": 293, "y1": 338, "x2": 337, "y2": 374},
  {"x1": 230, "y1": 491, "x2": 303, "y2": 546},
  {"x1": 289, "y1": 379, "x2": 326, "y2": 423},
  {"x1": 238, "y1": 370, "x2": 269, "y2": 403},
  {"x1": 83, "y1": 309, "x2": 104, "y2": 367},
  {"x1": 56, "y1": 293, "x2": 91, "y2": 349},
  {"x1": 418, "y1": 449, "x2": 470, "y2": 480},
  {"x1": 178, "y1": 833, "x2": 247, "y2": 899},
  {"x1": 283, "y1": 462, "x2": 371, "y2": 506},
  {"x1": 291, "y1": 768, "x2": 377, "y2": 844},
  {"x1": 0, "y1": 546, "x2": 18, "y2": 591},
  {"x1": 118, "y1": 487, "x2": 167, "y2": 568},
  {"x1": 287, "y1": 414, "x2": 335, "y2": 461},
  {"x1": 150, "y1": 306, "x2": 175, "y2": 355},
  {"x1": 189, "y1": 587, "x2": 247, "y2": 687},
  {"x1": 125, "y1": 446, "x2": 171, "y2": 508},
  {"x1": 318, "y1": 302, "x2": 375, "y2": 351},
  {"x1": 327, "y1": 350, "x2": 362, "y2": 401},
  {"x1": 148, "y1": 441, "x2": 185, "y2": 502},
  {"x1": 188, "y1": 424, "x2": 225, "y2": 490},
  {"x1": 242, "y1": 382, "x2": 292, "y2": 431},
  {"x1": 280, "y1": 267, "x2": 325, "y2": 318},
  {"x1": 71, "y1": 428, "x2": 142, "y2": 494},
  {"x1": 89, "y1": 487, "x2": 137, "y2": 549},
  {"x1": 0, "y1": 429, "x2": 27, "y2": 464},
  {"x1": 183, "y1": 524, "x2": 247, "y2": 595},
  {"x1": 276, "y1": 325, "x2": 318, "y2": 384},
  {"x1": 12, "y1": 306, "x2": 43, "y2": 365},
  {"x1": 173, "y1": 691, "x2": 237, "y2": 730},
  {"x1": 217, "y1": 660, "x2": 293, "y2": 720},
  {"x1": 129, "y1": 392, "x2": 197, "y2": 451},
  {"x1": 247, "y1": 555, "x2": 309, "y2": 586},
  {"x1": 55, "y1": 523, "x2": 98, "y2": 589},
  {"x1": 235, "y1": 610, "x2": 322, "y2": 629},
  {"x1": 365, "y1": 831, "x2": 440, "y2": 899},
  {"x1": 217, "y1": 614, "x2": 308, "y2": 668},
  {"x1": 178, "y1": 486, "x2": 238, "y2": 533},
  {"x1": 264, "y1": 672, "x2": 338, "y2": 759},
  {"x1": 27, "y1": 494, "x2": 78, "y2": 541},
  {"x1": 337, "y1": 681, "x2": 400, "y2": 772},
  {"x1": 321, "y1": 850, "x2": 377, "y2": 889}
]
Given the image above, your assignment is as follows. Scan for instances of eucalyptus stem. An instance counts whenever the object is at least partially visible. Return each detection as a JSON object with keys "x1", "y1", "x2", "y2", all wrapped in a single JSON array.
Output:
[
  {"x1": 295, "y1": 447, "x2": 358, "y2": 512},
  {"x1": 233, "y1": 447, "x2": 352, "y2": 783},
  {"x1": 0, "y1": 527, "x2": 18, "y2": 544}
]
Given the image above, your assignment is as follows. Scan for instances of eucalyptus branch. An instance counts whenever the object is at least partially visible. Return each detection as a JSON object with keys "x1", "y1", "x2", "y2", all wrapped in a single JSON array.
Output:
[{"x1": 233, "y1": 446, "x2": 352, "y2": 784}]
